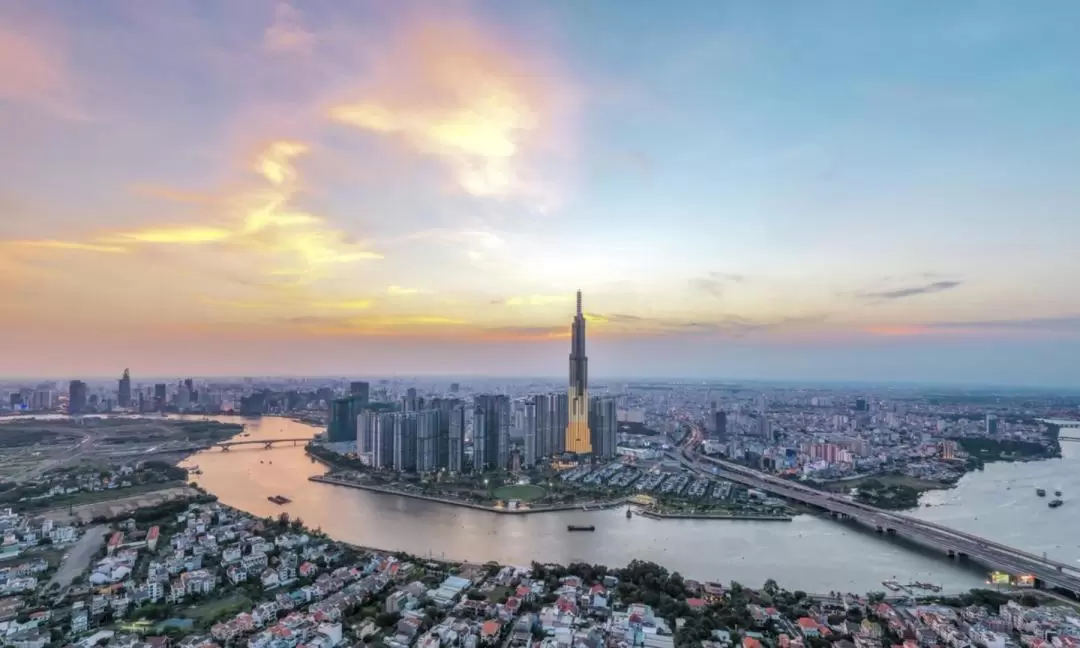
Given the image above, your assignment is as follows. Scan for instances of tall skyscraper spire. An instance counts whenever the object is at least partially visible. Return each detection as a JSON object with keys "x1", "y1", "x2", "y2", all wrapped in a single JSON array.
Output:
[{"x1": 566, "y1": 290, "x2": 592, "y2": 454}]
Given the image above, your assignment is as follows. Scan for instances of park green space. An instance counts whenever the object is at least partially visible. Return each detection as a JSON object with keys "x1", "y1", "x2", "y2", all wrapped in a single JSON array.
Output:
[{"x1": 491, "y1": 484, "x2": 547, "y2": 501}]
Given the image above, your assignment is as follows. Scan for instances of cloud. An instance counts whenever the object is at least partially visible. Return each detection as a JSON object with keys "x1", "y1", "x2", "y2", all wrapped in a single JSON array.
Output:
[
  {"x1": 328, "y1": 15, "x2": 560, "y2": 200},
  {"x1": 263, "y1": 2, "x2": 314, "y2": 54},
  {"x1": 689, "y1": 272, "x2": 746, "y2": 298},
  {"x1": 857, "y1": 280, "x2": 963, "y2": 300},
  {"x1": 0, "y1": 21, "x2": 78, "y2": 117},
  {"x1": 7, "y1": 240, "x2": 126, "y2": 253},
  {"x1": 115, "y1": 226, "x2": 233, "y2": 244},
  {"x1": 387, "y1": 285, "x2": 423, "y2": 295},
  {"x1": 504, "y1": 295, "x2": 572, "y2": 307}
]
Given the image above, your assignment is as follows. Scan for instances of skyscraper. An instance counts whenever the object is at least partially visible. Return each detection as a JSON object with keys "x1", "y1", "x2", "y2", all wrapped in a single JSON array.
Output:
[
  {"x1": 565, "y1": 290, "x2": 591, "y2": 454},
  {"x1": 68, "y1": 380, "x2": 87, "y2": 415},
  {"x1": 118, "y1": 369, "x2": 131, "y2": 408},
  {"x1": 153, "y1": 383, "x2": 167, "y2": 411}
]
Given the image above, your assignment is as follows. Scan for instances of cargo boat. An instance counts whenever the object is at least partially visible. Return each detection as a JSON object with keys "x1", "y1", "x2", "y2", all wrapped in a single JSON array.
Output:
[
  {"x1": 1049, "y1": 499, "x2": 1064, "y2": 508},
  {"x1": 1037, "y1": 488, "x2": 1046, "y2": 497},
  {"x1": 267, "y1": 495, "x2": 292, "y2": 505},
  {"x1": 567, "y1": 525, "x2": 595, "y2": 532}
]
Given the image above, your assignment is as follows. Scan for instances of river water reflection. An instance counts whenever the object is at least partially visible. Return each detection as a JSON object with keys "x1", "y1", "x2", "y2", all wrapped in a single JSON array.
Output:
[{"x1": 179, "y1": 415, "x2": 1076, "y2": 594}]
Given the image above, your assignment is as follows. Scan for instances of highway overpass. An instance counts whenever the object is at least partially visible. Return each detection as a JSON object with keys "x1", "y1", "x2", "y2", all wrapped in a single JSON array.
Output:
[{"x1": 672, "y1": 449, "x2": 1080, "y2": 597}]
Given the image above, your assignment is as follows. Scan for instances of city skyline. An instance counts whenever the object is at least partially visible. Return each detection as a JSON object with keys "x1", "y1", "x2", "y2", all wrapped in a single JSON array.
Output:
[{"x1": 3, "y1": 2, "x2": 1080, "y2": 383}]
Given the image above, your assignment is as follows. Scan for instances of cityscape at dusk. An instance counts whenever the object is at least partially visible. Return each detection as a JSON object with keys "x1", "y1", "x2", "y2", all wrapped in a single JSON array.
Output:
[
  {"x1": 3, "y1": 3, "x2": 1080, "y2": 648},
  {"x1": 3, "y1": 1, "x2": 1080, "y2": 383}
]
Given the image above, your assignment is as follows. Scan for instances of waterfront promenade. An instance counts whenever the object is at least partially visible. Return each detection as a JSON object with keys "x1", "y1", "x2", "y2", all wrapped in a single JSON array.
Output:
[{"x1": 309, "y1": 474, "x2": 628, "y2": 515}]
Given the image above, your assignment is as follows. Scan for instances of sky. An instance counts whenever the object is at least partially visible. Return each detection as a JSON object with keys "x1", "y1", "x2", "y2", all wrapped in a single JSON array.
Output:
[{"x1": 2, "y1": 1, "x2": 1080, "y2": 385}]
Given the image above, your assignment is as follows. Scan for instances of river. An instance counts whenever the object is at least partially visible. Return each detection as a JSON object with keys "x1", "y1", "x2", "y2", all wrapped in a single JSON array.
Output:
[{"x1": 169, "y1": 416, "x2": 1080, "y2": 594}]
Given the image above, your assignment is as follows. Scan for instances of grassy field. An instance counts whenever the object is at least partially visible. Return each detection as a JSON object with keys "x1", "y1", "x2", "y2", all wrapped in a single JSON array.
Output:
[
  {"x1": 18, "y1": 480, "x2": 185, "y2": 512},
  {"x1": 491, "y1": 484, "x2": 547, "y2": 501},
  {"x1": 185, "y1": 592, "x2": 251, "y2": 625}
]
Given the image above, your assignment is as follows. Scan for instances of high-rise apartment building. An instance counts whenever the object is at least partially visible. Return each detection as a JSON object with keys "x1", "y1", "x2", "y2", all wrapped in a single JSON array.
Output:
[
  {"x1": 372, "y1": 412, "x2": 396, "y2": 469},
  {"x1": 328, "y1": 394, "x2": 367, "y2": 443},
  {"x1": 392, "y1": 413, "x2": 417, "y2": 472},
  {"x1": 985, "y1": 414, "x2": 999, "y2": 436},
  {"x1": 473, "y1": 394, "x2": 509, "y2": 471},
  {"x1": 589, "y1": 396, "x2": 618, "y2": 459},
  {"x1": 118, "y1": 369, "x2": 131, "y2": 408},
  {"x1": 565, "y1": 291, "x2": 591, "y2": 453},
  {"x1": 415, "y1": 409, "x2": 440, "y2": 472},
  {"x1": 68, "y1": 380, "x2": 88, "y2": 415},
  {"x1": 523, "y1": 398, "x2": 537, "y2": 467},
  {"x1": 404, "y1": 388, "x2": 418, "y2": 412},
  {"x1": 447, "y1": 403, "x2": 466, "y2": 473},
  {"x1": 153, "y1": 383, "x2": 167, "y2": 411}
]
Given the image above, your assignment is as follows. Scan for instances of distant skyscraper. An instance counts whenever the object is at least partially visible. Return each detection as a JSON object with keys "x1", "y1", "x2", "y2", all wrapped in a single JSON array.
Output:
[
  {"x1": 712, "y1": 410, "x2": 728, "y2": 440},
  {"x1": 565, "y1": 291, "x2": 591, "y2": 454},
  {"x1": 68, "y1": 380, "x2": 87, "y2": 415},
  {"x1": 184, "y1": 378, "x2": 194, "y2": 394},
  {"x1": 449, "y1": 383, "x2": 460, "y2": 394},
  {"x1": 153, "y1": 383, "x2": 167, "y2": 411},
  {"x1": 404, "y1": 388, "x2": 418, "y2": 412},
  {"x1": 350, "y1": 381, "x2": 370, "y2": 403},
  {"x1": 118, "y1": 369, "x2": 131, "y2": 408},
  {"x1": 985, "y1": 414, "x2": 999, "y2": 436},
  {"x1": 855, "y1": 398, "x2": 868, "y2": 412}
]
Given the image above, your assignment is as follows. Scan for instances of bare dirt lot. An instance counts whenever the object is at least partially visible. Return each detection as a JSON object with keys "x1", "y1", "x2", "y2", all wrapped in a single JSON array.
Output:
[
  {"x1": 0, "y1": 418, "x2": 241, "y2": 480},
  {"x1": 41, "y1": 485, "x2": 199, "y2": 524}
]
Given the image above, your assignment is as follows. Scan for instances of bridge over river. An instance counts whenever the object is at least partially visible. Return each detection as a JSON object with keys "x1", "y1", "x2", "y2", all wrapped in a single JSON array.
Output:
[{"x1": 673, "y1": 449, "x2": 1080, "y2": 597}]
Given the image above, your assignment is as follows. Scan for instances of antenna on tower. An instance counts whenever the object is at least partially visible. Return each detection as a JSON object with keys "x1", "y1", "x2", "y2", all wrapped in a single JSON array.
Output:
[{"x1": 576, "y1": 290, "x2": 582, "y2": 315}]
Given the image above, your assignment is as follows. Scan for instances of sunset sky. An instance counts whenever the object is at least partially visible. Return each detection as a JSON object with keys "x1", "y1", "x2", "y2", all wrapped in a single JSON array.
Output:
[{"x1": 2, "y1": 1, "x2": 1079, "y2": 385}]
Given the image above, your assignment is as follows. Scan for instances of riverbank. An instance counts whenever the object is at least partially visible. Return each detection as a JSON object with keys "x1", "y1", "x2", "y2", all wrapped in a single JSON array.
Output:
[
  {"x1": 310, "y1": 475, "x2": 627, "y2": 515},
  {"x1": 634, "y1": 508, "x2": 792, "y2": 522}
]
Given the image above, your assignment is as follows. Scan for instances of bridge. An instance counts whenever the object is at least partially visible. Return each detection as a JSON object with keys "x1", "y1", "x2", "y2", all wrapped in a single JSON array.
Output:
[
  {"x1": 672, "y1": 449, "x2": 1080, "y2": 597},
  {"x1": 215, "y1": 438, "x2": 309, "y2": 451}
]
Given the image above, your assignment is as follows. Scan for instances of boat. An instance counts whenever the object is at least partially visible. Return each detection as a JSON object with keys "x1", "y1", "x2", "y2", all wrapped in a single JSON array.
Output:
[
  {"x1": 626, "y1": 509, "x2": 633, "y2": 519},
  {"x1": 1055, "y1": 490, "x2": 1062, "y2": 496},
  {"x1": 1037, "y1": 488, "x2": 1046, "y2": 497},
  {"x1": 567, "y1": 525, "x2": 595, "y2": 532},
  {"x1": 267, "y1": 495, "x2": 292, "y2": 505},
  {"x1": 1049, "y1": 499, "x2": 1064, "y2": 508},
  {"x1": 882, "y1": 579, "x2": 901, "y2": 592}
]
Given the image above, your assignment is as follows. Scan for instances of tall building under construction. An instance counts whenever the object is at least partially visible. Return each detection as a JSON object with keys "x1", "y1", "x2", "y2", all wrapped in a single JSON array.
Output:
[{"x1": 565, "y1": 290, "x2": 592, "y2": 454}]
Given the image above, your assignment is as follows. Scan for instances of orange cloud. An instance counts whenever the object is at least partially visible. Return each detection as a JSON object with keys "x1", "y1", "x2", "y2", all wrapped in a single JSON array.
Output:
[
  {"x1": 8, "y1": 240, "x2": 126, "y2": 253},
  {"x1": 329, "y1": 16, "x2": 560, "y2": 200}
]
